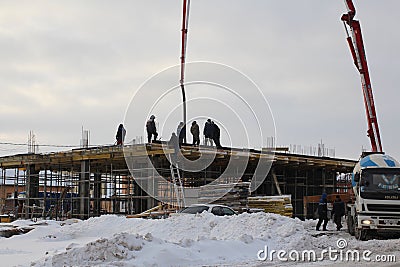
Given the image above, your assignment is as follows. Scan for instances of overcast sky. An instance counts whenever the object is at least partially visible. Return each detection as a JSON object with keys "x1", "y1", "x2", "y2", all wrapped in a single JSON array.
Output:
[{"x1": 0, "y1": 0, "x2": 399, "y2": 160}]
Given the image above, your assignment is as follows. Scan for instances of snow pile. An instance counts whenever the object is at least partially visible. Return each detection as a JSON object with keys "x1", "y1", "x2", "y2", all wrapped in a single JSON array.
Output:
[
  {"x1": 42, "y1": 233, "x2": 150, "y2": 266},
  {"x1": 1, "y1": 212, "x2": 399, "y2": 266},
  {"x1": 48, "y1": 212, "x2": 310, "y2": 246},
  {"x1": 30, "y1": 212, "x2": 310, "y2": 266}
]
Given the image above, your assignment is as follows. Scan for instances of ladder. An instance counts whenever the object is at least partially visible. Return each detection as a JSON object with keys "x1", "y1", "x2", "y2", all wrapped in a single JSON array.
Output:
[{"x1": 168, "y1": 154, "x2": 186, "y2": 209}]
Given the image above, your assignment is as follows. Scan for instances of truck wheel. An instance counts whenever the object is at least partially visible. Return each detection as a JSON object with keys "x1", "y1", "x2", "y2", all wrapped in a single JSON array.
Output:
[
  {"x1": 355, "y1": 228, "x2": 368, "y2": 241},
  {"x1": 354, "y1": 228, "x2": 360, "y2": 239},
  {"x1": 347, "y1": 216, "x2": 355, "y2": 236},
  {"x1": 353, "y1": 216, "x2": 368, "y2": 240}
]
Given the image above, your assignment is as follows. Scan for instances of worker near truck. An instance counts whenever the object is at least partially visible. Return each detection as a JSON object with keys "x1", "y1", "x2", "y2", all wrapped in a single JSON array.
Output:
[
  {"x1": 331, "y1": 195, "x2": 345, "y2": 231},
  {"x1": 316, "y1": 193, "x2": 329, "y2": 231}
]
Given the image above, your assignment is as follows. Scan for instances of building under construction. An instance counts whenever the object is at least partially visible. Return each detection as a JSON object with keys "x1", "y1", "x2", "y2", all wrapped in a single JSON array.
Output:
[{"x1": 0, "y1": 142, "x2": 356, "y2": 220}]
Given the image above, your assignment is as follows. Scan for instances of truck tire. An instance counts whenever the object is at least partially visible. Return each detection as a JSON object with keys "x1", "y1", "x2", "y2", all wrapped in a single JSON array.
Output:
[
  {"x1": 347, "y1": 215, "x2": 355, "y2": 236},
  {"x1": 354, "y1": 218, "x2": 368, "y2": 241},
  {"x1": 355, "y1": 228, "x2": 368, "y2": 241}
]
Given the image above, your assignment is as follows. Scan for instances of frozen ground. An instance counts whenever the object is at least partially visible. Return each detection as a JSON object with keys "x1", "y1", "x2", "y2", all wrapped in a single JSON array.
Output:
[{"x1": 0, "y1": 213, "x2": 399, "y2": 266}]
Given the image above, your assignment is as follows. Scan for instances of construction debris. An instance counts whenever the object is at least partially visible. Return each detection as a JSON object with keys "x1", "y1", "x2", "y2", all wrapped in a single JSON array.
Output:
[
  {"x1": 126, "y1": 204, "x2": 175, "y2": 219},
  {"x1": 0, "y1": 214, "x2": 15, "y2": 223},
  {"x1": 0, "y1": 224, "x2": 33, "y2": 238},
  {"x1": 198, "y1": 182, "x2": 250, "y2": 212},
  {"x1": 248, "y1": 195, "x2": 293, "y2": 217}
]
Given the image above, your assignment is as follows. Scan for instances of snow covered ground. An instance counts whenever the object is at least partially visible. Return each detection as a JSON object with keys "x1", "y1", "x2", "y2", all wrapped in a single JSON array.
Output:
[{"x1": 0, "y1": 213, "x2": 399, "y2": 266}]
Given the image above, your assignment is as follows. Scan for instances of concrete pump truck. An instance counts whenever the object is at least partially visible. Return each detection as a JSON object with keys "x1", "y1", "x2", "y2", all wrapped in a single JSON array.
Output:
[{"x1": 341, "y1": 0, "x2": 400, "y2": 240}]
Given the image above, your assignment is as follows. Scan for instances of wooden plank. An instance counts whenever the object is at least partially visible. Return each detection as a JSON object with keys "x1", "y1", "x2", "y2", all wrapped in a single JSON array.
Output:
[{"x1": 271, "y1": 169, "x2": 282, "y2": 196}]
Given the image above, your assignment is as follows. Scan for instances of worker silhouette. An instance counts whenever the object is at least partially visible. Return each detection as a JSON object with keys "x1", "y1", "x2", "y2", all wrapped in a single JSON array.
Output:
[
  {"x1": 168, "y1": 132, "x2": 180, "y2": 165},
  {"x1": 211, "y1": 121, "x2": 222, "y2": 149},
  {"x1": 146, "y1": 115, "x2": 158, "y2": 143},
  {"x1": 316, "y1": 193, "x2": 329, "y2": 231},
  {"x1": 177, "y1": 122, "x2": 186, "y2": 146},
  {"x1": 190, "y1": 121, "x2": 200, "y2": 146},
  {"x1": 332, "y1": 195, "x2": 345, "y2": 231},
  {"x1": 203, "y1": 119, "x2": 214, "y2": 146},
  {"x1": 115, "y1": 124, "x2": 126, "y2": 145}
]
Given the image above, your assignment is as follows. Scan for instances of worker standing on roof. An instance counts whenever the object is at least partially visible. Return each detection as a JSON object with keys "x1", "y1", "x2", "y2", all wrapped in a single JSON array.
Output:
[
  {"x1": 177, "y1": 121, "x2": 186, "y2": 147},
  {"x1": 146, "y1": 115, "x2": 158, "y2": 143},
  {"x1": 116, "y1": 124, "x2": 126, "y2": 146},
  {"x1": 203, "y1": 119, "x2": 214, "y2": 146},
  {"x1": 190, "y1": 121, "x2": 200, "y2": 146},
  {"x1": 168, "y1": 132, "x2": 179, "y2": 164},
  {"x1": 316, "y1": 193, "x2": 329, "y2": 231},
  {"x1": 211, "y1": 121, "x2": 222, "y2": 149}
]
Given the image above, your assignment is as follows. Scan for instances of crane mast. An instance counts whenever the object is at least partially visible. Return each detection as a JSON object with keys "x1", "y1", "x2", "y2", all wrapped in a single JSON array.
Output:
[{"x1": 341, "y1": 0, "x2": 383, "y2": 152}]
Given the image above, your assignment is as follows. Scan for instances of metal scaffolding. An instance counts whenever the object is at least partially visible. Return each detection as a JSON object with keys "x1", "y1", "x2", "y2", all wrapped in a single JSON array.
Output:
[{"x1": 0, "y1": 143, "x2": 356, "y2": 220}]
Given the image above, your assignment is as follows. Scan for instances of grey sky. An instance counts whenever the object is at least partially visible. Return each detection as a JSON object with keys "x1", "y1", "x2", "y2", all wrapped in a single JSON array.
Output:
[{"x1": 0, "y1": 0, "x2": 399, "y2": 160}]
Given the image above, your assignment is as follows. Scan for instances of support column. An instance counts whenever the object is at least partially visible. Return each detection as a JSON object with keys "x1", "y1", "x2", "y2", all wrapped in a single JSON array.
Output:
[
  {"x1": 43, "y1": 168, "x2": 47, "y2": 219},
  {"x1": 93, "y1": 173, "x2": 101, "y2": 216},
  {"x1": 133, "y1": 180, "x2": 147, "y2": 213},
  {"x1": 79, "y1": 160, "x2": 90, "y2": 219},
  {"x1": 26, "y1": 165, "x2": 39, "y2": 218},
  {"x1": 113, "y1": 175, "x2": 119, "y2": 213},
  {"x1": 322, "y1": 168, "x2": 326, "y2": 192}
]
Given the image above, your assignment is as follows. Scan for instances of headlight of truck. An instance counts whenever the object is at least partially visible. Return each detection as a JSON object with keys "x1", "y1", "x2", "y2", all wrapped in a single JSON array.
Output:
[{"x1": 361, "y1": 219, "x2": 373, "y2": 225}]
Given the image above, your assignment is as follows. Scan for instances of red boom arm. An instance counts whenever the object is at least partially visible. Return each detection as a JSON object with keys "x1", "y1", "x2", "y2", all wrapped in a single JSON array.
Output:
[
  {"x1": 341, "y1": 0, "x2": 383, "y2": 152},
  {"x1": 180, "y1": 0, "x2": 190, "y2": 85},
  {"x1": 179, "y1": 0, "x2": 190, "y2": 138}
]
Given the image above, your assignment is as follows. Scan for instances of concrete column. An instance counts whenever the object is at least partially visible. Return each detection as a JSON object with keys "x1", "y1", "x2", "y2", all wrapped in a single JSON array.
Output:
[
  {"x1": 79, "y1": 160, "x2": 90, "y2": 219},
  {"x1": 93, "y1": 173, "x2": 101, "y2": 216},
  {"x1": 322, "y1": 168, "x2": 326, "y2": 192},
  {"x1": 133, "y1": 180, "x2": 147, "y2": 213},
  {"x1": 26, "y1": 165, "x2": 39, "y2": 218}
]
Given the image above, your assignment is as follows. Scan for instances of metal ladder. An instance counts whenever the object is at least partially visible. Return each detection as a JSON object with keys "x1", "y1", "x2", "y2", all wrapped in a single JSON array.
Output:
[{"x1": 168, "y1": 154, "x2": 186, "y2": 209}]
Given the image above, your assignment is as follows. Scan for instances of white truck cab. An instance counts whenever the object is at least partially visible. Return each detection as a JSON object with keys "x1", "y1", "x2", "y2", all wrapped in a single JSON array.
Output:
[{"x1": 347, "y1": 153, "x2": 400, "y2": 240}]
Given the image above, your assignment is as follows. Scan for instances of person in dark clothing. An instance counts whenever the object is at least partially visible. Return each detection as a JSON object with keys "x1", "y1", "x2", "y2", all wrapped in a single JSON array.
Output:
[
  {"x1": 203, "y1": 119, "x2": 214, "y2": 146},
  {"x1": 177, "y1": 122, "x2": 186, "y2": 146},
  {"x1": 316, "y1": 193, "x2": 329, "y2": 231},
  {"x1": 332, "y1": 195, "x2": 346, "y2": 231},
  {"x1": 211, "y1": 121, "x2": 222, "y2": 148},
  {"x1": 146, "y1": 115, "x2": 158, "y2": 143},
  {"x1": 190, "y1": 121, "x2": 200, "y2": 146},
  {"x1": 116, "y1": 124, "x2": 126, "y2": 145},
  {"x1": 168, "y1": 132, "x2": 180, "y2": 164}
]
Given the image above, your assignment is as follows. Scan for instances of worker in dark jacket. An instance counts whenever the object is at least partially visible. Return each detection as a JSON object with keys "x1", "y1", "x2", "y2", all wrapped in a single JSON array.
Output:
[
  {"x1": 177, "y1": 122, "x2": 186, "y2": 146},
  {"x1": 116, "y1": 124, "x2": 126, "y2": 145},
  {"x1": 332, "y1": 195, "x2": 345, "y2": 231},
  {"x1": 316, "y1": 193, "x2": 329, "y2": 231},
  {"x1": 168, "y1": 132, "x2": 179, "y2": 164},
  {"x1": 146, "y1": 115, "x2": 158, "y2": 143},
  {"x1": 203, "y1": 119, "x2": 214, "y2": 146},
  {"x1": 190, "y1": 121, "x2": 200, "y2": 146},
  {"x1": 211, "y1": 121, "x2": 222, "y2": 149}
]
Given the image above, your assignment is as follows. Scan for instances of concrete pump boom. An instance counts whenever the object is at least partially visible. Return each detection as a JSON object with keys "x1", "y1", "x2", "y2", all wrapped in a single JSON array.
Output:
[
  {"x1": 180, "y1": 0, "x2": 190, "y2": 140},
  {"x1": 341, "y1": 0, "x2": 383, "y2": 152}
]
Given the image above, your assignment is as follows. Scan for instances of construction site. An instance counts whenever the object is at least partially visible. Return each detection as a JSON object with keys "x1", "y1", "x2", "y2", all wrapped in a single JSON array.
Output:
[
  {"x1": 0, "y1": 0, "x2": 396, "y2": 234},
  {"x1": 2, "y1": 0, "x2": 400, "y2": 265},
  {"x1": 0, "y1": 141, "x2": 356, "y2": 221}
]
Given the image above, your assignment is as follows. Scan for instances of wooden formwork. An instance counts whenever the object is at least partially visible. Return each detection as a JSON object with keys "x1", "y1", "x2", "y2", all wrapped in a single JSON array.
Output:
[{"x1": 0, "y1": 142, "x2": 356, "y2": 219}]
